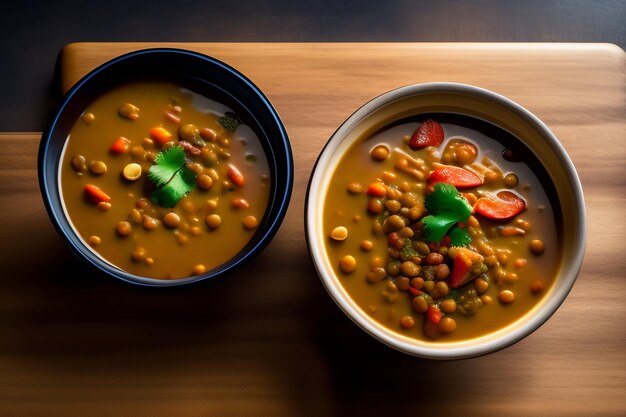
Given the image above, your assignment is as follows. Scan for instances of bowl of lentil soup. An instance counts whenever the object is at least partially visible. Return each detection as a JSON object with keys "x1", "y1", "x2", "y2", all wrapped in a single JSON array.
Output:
[
  {"x1": 306, "y1": 82, "x2": 585, "y2": 359},
  {"x1": 39, "y1": 48, "x2": 293, "y2": 286}
]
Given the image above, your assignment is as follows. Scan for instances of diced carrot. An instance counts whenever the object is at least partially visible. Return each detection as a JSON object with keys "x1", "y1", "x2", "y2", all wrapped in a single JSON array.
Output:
[
  {"x1": 109, "y1": 136, "x2": 130, "y2": 154},
  {"x1": 85, "y1": 184, "x2": 111, "y2": 204},
  {"x1": 231, "y1": 198, "x2": 250, "y2": 209},
  {"x1": 227, "y1": 164, "x2": 245, "y2": 187},
  {"x1": 366, "y1": 182, "x2": 386, "y2": 197},
  {"x1": 150, "y1": 126, "x2": 172, "y2": 146}
]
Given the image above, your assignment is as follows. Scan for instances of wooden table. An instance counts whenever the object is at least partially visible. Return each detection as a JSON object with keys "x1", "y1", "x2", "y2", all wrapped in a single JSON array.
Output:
[{"x1": 1, "y1": 43, "x2": 624, "y2": 416}]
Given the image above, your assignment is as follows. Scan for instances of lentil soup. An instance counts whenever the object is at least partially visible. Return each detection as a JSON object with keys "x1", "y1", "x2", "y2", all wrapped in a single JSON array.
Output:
[
  {"x1": 323, "y1": 114, "x2": 560, "y2": 342},
  {"x1": 60, "y1": 81, "x2": 270, "y2": 279}
]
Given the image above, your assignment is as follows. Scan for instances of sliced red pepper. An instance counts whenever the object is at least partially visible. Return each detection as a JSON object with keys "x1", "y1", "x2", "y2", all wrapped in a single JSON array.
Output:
[
  {"x1": 428, "y1": 165, "x2": 483, "y2": 188},
  {"x1": 366, "y1": 182, "x2": 386, "y2": 197},
  {"x1": 109, "y1": 136, "x2": 130, "y2": 154},
  {"x1": 409, "y1": 119, "x2": 444, "y2": 150},
  {"x1": 424, "y1": 305, "x2": 443, "y2": 340},
  {"x1": 474, "y1": 191, "x2": 526, "y2": 220},
  {"x1": 408, "y1": 287, "x2": 421, "y2": 296},
  {"x1": 84, "y1": 184, "x2": 111, "y2": 204}
]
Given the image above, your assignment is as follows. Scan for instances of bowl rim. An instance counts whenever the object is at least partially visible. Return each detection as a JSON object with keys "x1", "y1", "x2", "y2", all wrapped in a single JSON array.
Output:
[
  {"x1": 305, "y1": 81, "x2": 586, "y2": 359},
  {"x1": 39, "y1": 47, "x2": 293, "y2": 287}
]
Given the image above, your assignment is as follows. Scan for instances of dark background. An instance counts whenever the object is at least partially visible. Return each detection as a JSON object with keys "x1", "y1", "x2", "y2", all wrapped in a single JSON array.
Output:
[{"x1": 0, "y1": 0, "x2": 624, "y2": 132}]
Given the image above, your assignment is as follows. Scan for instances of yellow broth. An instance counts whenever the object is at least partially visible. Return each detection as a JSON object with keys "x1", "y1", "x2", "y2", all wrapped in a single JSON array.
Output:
[
  {"x1": 60, "y1": 81, "x2": 270, "y2": 279},
  {"x1": 323, "y1": 115, "x2": 560, "y2": 342}
]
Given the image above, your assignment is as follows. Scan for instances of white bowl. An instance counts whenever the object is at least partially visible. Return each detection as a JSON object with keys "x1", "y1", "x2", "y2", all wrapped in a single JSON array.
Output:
[{"x1": 305, "y1": 82, "x2": 586, "y2": 359}]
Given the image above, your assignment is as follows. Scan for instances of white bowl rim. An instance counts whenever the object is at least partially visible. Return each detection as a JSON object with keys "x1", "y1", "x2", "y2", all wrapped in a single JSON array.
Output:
[{"x1": 305, "y1": 82, "x2": 586, "y2": 359}]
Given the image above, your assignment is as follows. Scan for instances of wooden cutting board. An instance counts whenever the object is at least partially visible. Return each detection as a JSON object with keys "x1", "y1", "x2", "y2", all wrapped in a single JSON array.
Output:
[{"x1": 1, "y1": 43, "x2": 624, "y2": 417}]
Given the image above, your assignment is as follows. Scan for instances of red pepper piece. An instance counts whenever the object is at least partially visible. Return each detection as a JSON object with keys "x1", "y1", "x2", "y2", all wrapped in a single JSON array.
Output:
[
  {"x1": 474, "y1": 191, "x2": 526, "y2": 220},
  {"x1": 408, "y1": 287, "x2": 421, "y2": 296},
  {"x1": 428, "y1": 165, "x2": 483, "y2": 188},
  {"x1": 366, "y1": 182, "x2": 386, "y2": 197},
  {"x1": 449, "y1": 252, "x2": 474, "y2": 289},
  {"x1": 109, "y1": 136, "x2": 130, "y2": 154},
  {"x1": 409, "y1": 119, "x2": 444, "y2": 150},
  {"x1": 424, "y1": 305, "x2": 443, "y2": 340},
  {"x1": 84, "y1": 184, "x2": 111, "y2": 204}
]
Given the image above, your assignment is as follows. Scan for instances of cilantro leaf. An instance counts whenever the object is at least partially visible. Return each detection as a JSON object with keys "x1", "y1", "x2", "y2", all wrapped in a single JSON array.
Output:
[
  {"x1": 424, "y1": 183, "x2": 472, "y2": 220},
  {"x1": 217, "y1": 111, "x2": 241, "y2": 132},
  {"x1": 448, "y1": 225, "x2": 472, "y2": 247},
  {"x1": 148, "y1": 147, "x2": 196, "y2": 208},
  {"x1": 421, "y1": 183, "x2": 473, "y2": 246},
  {"x1": 422, "y1": 214, "x2": 458, "y2": 243}
]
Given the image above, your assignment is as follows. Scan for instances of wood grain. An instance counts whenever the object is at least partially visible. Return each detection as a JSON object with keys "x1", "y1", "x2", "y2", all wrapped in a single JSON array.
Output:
[{"x1": 1, "y1": 43, "x2": 624, "y2": 417}]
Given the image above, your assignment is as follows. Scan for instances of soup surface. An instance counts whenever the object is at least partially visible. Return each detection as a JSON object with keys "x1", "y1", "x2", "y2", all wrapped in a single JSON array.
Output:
[
  {"x1": 323, "y1": 114, "x2": 560, "y2": 341},
  {"x1": 61, "y1": 81, "x2": 270, "y2": 279}
]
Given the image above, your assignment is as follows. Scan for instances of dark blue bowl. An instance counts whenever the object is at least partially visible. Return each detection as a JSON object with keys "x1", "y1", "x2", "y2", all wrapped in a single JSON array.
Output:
[{"x1": 39, "y1": 48, "x2": 293, "y2": 286}]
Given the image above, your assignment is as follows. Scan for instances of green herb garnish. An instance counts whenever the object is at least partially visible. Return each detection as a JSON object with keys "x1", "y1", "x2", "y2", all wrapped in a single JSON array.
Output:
[
  {"x1": 148, "y1": 147, "x2": 196, "y2": 208},
  {"x1": 217, "y1": 111, "x2": 241, "y2": 132},
  {"x1": 421, "y1": 183, "x2": 472, "y2": 246}
]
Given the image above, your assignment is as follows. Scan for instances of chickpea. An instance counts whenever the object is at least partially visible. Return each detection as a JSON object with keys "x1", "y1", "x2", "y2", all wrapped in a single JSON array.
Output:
[
  {"x1": 412, "y1": 296, "x2": 429, "y2": 313},
  {"x1": 367, "y1": 198, "x2": 384, "y2": 214},
  {"x1": 410, "y1": 277, "x2": 424, "y2": 290},
  {"x1": 116, "y1": 221, "x2": 132, "y2": 237},
  {"x1": 438, "y1": 317, "x2": 457, "y2": 334},
  {"x1": 399, "y1": 227, "x2": 414, "y2": 238},
  {"x1": 347, "y1": 182, "x2": 363, "y2": 194},
  {"x1": 205, "y1": 214, "x2": 222, "y2": 229},
  {"x1": 499, "y1": 290, "x2": 516, "y2": 303},
  {"x1": 456, "y1": 143, "x2": 477, "y2": 165},
  {"x1": 424, "y1": 252, "x2": 444, "y2": 266},
  {"x1": 434, "y1": 264, "x2": 450, "y2": 280},
  {"x1": 366, "y1": 267, "x2": 387, "y2": 282},
  {"x1": 97, "y1": 201, "x2": 112, "y2": 212},
  {"x1": 131, "y1": 246, "x2": 147, "y2": 262},
  {"x1": 400, "y1": 261, "x2": 420, "y2": 278},
  {"x1": 370, "y1": 145, "x2": 390, "y2": 161},
  {"x1": 118, "y1": 103, "x2": 140, "y2": 120},
  {"x1": 340, "y1": 255, "x2": 357, "y2": 274},
  {"x1": 89, "y1": 160, "x2": 107, "y2": 175},
  {"x1": 330, "y1": 226, "x2": 348, "y2": 241},
  {"x1": 129, "y1": 209, "x2": 143, "y2": 224},
  {"x1": 71, "y1": 154, "x2": 87, "y2": 172},
  {"x1": 414, "y1": 241, "x2": 430, "y2": 256},
  {"x1": 360, "y1": 240, "x2": 373, "y2": 251},
  {"x1": 370, "y1": 256, "x2": 385, "y2": 269},
  {"x1": 81, "y1": 112, "x2": 95, "y2": 125},
  {"x1": 392, "y1": 277, "x2": 408, "y2": 291},
  {"x1": 163, "y1": 212, "x2": 180, "y2": 228},
  {"x1": 434, "y1": 281, "x2": 449, "y2": 298},
  {"x1": 178, "y1": 124, "x2": 200, "y2": 142},
  {"x1": 88, "y1": 235, "x2": 101, "y2": 247},
  {"x1": 385, "y1": 199, "x2": 401, "y2": 213},
  {"x1": 529, "y1": 239, "x2": 545, "y2": 255},
  {"x1": 503, "y1": 173, "x2": 519, "y2": 188},
  {"x1": 197, "y1": 174, "x2": 214, "y2": 190},
  {"x1": 143, "y1": 216, "x2": 158, "y2": 230},
  {"x1": 530, "y1": 280, "x2": 545, "y2": 293},
  {"x1": 193, "y1": 264, "x2": 206, "y2": 275},
  {"x1": 385, "y1": 262, "x2": 400, "y2": 277},
  {"x1": 514, "y1": 258, "x2": 527, "y2": 268},
  {"x1": 474, "y1": 277, "x2": 489, "y2": 294},
  {"x1": 243, "y1": 215, "x2": 259, "y2": 230},
  {"x1": 423, "y1": 280, "x2": 435, "y2": 292},
  {"x1": 145, "y1": 257, "x2": 154, "y2": 265},
  {"x1": 400, "y1": 315, "x2": 415, "y2": 329},
  {"x1": 206, "y1": 199, "x2": 219, "y2": 211},
  {"x1": 484, "y1": 170, "x2": 500, "y2": 184},
  {"x1": 441, "y1": 299, "x2": 457, "y2": 314},
  {"x1": 383, "y1": 215, "x2": 405, "y2": 233},
  {"x1": 200, "y1": 127, "x2": 217, "y2": 141}
]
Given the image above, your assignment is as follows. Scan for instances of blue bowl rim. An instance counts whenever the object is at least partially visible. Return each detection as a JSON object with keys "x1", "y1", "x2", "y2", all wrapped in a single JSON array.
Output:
[{"x1": 38, "y1": 47, "x2": 293, "y2": 287}]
